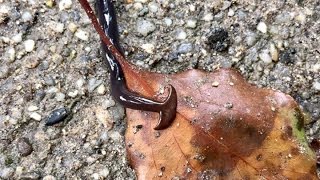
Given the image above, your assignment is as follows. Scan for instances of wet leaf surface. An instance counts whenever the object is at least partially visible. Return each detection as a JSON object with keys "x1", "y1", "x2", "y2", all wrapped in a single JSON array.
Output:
[{"x1": 122, "y1": 64, "x2": 317, "y2": 179}]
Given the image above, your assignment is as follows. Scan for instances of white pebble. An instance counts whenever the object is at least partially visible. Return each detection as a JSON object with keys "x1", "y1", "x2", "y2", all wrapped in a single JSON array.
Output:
[
  {"x1": 259, "y1": 50, "x2": 272, "y2": 64},
  {"x1": 141, "y1": 43, "x2": 155, "y2": 53},
  {"x1": 269, "y1": 43, "x2": 279, "y2": 61},
  {"x1": 136, "y1": 20, "x2": 156, "y2": 36},
  {"x1": 55, "y1": 92, "x2": 66, "y2": 102},
  {"x1": 43, "y1": 175, "x2": 56, "y2": 180},
  {"x1": 257, "y1": 22, "x2": 267, "y2": 33},
  {"x1": 186, "y1": 19, "x2": 197, "y2": 29},
  {"x1": 30, "y1": 112, "x2": 41, "y2": 121},
  {"x1": 50, "y1": 21, "x2": 64, "y2": 33},
  {"x1": 7, "y1": 47, "x2": 15, "y2": 62},
  {"x1": 313, "y1": 81, "x2": 320, "y2": 91},
  {"x1": 163, "y1": 18, "x2": 173, "y2": 26},
  {"x1": 22, "y1": 11, "x2": 33, "y2": 22},
  {"x1": 97, "y1": 84, "x2": 106, "y2": 95},
  {"x1": 76, "y1": 79, "x2": 84, "y2": 88},
  {"x1": 203, "y1": 13, "x2": 214, "y2": 21},
  {"x1": 189, "y1": 5, "x2": 196, "y2": 12},
  {"x1": 228, "y1": 9, "x2": 235, "y2": 17},
  {"x1": 176, "y1": 29, "x2": 187, "y2": 40},
  {"x1": 75, "y1": 29, "x2": 89, "y2": 41},
  {"x1": 59, "y1": 0, "x2": 72, "y2": 11},
  {"x1": 68, "y1": 90, "x2": 78, "y2": 98},
  {"x1": 12, "y1": 33, "x2": 22, "y2": 44},
  {"x1": 24, "y1": 39, "x2": 35, "y2": 52},
  {"x1": 148, "y1": 2, "x2": 159, "y2": 13},
  {"x1": 28, "y1": 105, "x2": 39, "y2": 112}
]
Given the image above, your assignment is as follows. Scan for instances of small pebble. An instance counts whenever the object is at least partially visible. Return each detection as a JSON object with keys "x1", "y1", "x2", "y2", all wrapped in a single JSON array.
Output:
[
  {"x1": 22, "y1": 11, "x2": 33, "y2": 22},
  {"x1": 7, "y1": 48, "x2": 16, "y2": 62},
  {"x1": 24, "y1": 39, "x2": 35, "y2": 52},
  {"x1": 43, "y1": 175, "x2": 56, "y2": 180},
  {"x1": 148, "y1": 2, "x2": 159, "y2": 13},
  {"x1": 259, "y1": 50, "x2": 272, "y2": 64},
  {"x1": 17, "y1": 137, "x2": 33, "y2": 157},
  {"x1": 177, "y1": 43, "x2": 193, "y2": 54},
  {"x1": 46, "y1": 107, "x2": 69, "y2": 126},
  {"x1": 50, "y1": 21, "x2": 64, "y2": 33},
  {"x1": 136, "y1": 20, "x2": 156, "y2": 36},
  {"x1": 228, "y1": 9, "x2": 235, "y2": 16},
  {"x1": 0, "y1": 168, "x2": 14, "y2": 179},
  {"x1": 0, "y1": 66, "x2": 9, "y2": 79},
  {"x1": 103, "y1": 98, "x2": 116, "y2": 108},
  {"x1": 189, "y1": 4, "x2": 196, "y2": 11},
  {"x1": 20, "y1": 172, "x2": 40, "y2": 180},
  {"x1": 313, "y1": 81, "x2": 320, "y2": 91},
  {"x1": 224, "y1": 102, "x2": 233, "y2": 109},
  {"x1": 75, "y1": 29, "x2": 89, "y2": 41},
  {"x1": 55, "y1": 92, "x2": 66, "y2": 102},
  {"x1": 176, "y1": 29, "x2": 187, "y2": 40},
  {"x1": 45, "y1": 0, "x2": 55, "y2": 8},
  {"x1": 269, "y1": 43, "x2": 279, "y2": 61},
  {"x1": 163, "y1": 18, "x2": 172, "y2": 26},
  {"x1": 203, "y1": 13, "x2": 214, "y2": 21},
  {"x1": 30, "y1": 112, "x2": 42, "y2": 121},
  {"x1": 27, "y1": 105, "x2": 39, "y2": 112},
  {"x1": 68, "y1": 90, "x2": 78, "y2": 98},
  {"x1": 12, "y1": 33, "x2": 22, "y2": 44},
  {"x1": 141, "y1": 43, "x2": 155, "y2": 53},
  {"x1": 59, "y1": 0, "x2": 72, "y2": 11},
  {"x1": 221, "y1": 1, "x2": 232, "y2": 10},
  {"x1": 97, "y1": 84, "x2": 106, "y2": 95},
  {"x1": 186, "y1": 19, "x2": 197, "y2": 29},
  {"x1": 257, "y1": 22, "x2": 267, "y2": 33},
  {"x1": 88, "y1": 78, "x2": 103, "y2": 92},
  {"x1": 68, "y1": 22, "x2": 77, "y2": 33},
  {"x1": 212, "y1": 81, "x2": 219, "y2": 87}
]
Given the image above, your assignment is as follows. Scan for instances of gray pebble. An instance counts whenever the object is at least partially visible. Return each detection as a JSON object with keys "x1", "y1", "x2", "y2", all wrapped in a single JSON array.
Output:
[
  {"x1": 17, "y1": 137, "x2": 33, "y2": 157},
  {"x1": 136, "y1": 20, "x2": 156, "y2": 36},
  {"x1": 44, "y1": 76, "x2": 56, "y2": 86},
  {"x1": 88, "y1": 78, "x2": 103, "y2": 92},
  {"x1": 39, "y1": 61, "x2": 49, "y2": 71},
  {"x1": 177, "y1": 43, "x2": 193, "y2": 54},
  {"x1": 0, "y1": 66, "x2": 9, "y2": 79},
  {"x1": 0, "y1": 167, "x2": 14, "y2": 179}
]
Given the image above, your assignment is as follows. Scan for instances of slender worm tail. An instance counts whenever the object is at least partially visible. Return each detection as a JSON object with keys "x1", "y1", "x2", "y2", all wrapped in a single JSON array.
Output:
[{"x1": 94, "y1": 0, "x2": 177, "y2": 130}]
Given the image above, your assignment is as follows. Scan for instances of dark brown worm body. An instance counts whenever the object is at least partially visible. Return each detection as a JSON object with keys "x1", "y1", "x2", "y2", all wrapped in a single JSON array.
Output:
[{"x1": 92, "y1": 0, "x2": 177, "y2": 130}]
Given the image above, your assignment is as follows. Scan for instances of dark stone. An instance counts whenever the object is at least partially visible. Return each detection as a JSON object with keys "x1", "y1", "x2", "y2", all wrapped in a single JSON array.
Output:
[
  {"x1": 206, "y1": 28, "x2": 230, "y2": 52},
  {"x1": 279, "y1": 48, "x2": 296, "y2": 64},
  {"x1": 45, "y1": 107, "x2": 69, "y2": 126},
  {"x1": 17, "y1": 137, "x2": 33, "y2": 157}
]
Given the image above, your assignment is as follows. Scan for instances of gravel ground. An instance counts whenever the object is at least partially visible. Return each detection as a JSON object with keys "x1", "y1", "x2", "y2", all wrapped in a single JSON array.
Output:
[{"x1": 0, "y1": 0, "x2": 319, "y2": 179}]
